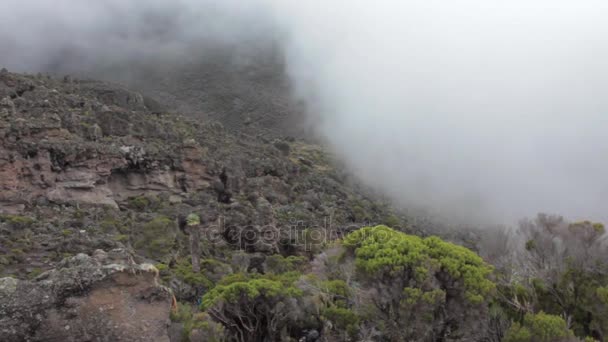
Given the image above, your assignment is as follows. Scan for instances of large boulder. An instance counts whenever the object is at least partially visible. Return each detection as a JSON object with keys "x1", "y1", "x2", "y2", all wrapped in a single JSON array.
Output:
[{"x1": 0, "y1": 249, "x2": 173, "y2": 342}]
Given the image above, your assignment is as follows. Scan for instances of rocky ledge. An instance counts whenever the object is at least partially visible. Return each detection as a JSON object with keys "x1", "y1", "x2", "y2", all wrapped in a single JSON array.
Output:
[{"x1": 0, "y1": 249, "x2": 173, "y2": 342}]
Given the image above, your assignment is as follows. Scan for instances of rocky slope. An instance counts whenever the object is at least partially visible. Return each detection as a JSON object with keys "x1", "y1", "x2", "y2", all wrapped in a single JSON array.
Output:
[
  {"x1": 50, "y1": 44, "x2": 308, "y2": 140},
  {"x1": 0, "y1": 249, "x2": 172, "y2": 342},
  {"x1": 0, "y1": 69, "x2": 406, "y2": 341}
]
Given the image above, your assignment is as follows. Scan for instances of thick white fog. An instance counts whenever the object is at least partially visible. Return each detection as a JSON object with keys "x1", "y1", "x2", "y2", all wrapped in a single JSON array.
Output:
[
  {"x1": 1, "y1": 0, "x2": 607, "y2": 223},
  {"x1": 270, "y1": 0, "x2": 608, "y2": 223}
]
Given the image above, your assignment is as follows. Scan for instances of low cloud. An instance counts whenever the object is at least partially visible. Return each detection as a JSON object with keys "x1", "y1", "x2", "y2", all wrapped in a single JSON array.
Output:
[{"x1": 2, "y1": 0, "x2": 607, "y2": 224}]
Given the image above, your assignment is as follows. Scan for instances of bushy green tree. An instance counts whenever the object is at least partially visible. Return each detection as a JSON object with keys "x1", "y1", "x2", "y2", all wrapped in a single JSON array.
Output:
[
  {"x1": 503, "y1": 312, "x2": 574, "y2": 342},
  {"x1": 201, "y1": 272, "x2": 303, "y2": 342},
  {"x1": 342, "y1": 225, "x2": 495, "y2": 341},
  {"x1": 171, "y1": 303, "x2": 226, "y2": 341},
  {"x1": 133, "y1": 215, "x2": 176, "y2": 260}
]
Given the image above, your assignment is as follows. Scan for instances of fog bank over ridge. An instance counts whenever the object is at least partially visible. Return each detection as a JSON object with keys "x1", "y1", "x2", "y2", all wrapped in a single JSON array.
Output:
[
  {"x1": 1, "y1": 0, "x2": 607, "y2": 223},
  {"x1": 272, "y1": 0, "x2": 608, "y2": 223}
]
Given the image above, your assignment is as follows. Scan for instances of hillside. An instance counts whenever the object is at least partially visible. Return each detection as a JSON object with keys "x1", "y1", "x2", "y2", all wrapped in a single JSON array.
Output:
[
  {"x1": 1, "y1": 69, "x2": 606, "y2": 342},
  {"x1": 0, "y1": 69, "x2": 404, "y2": 340},
  {"x1": 46, "y1": 43, "x2": 309, "y2": 140}
]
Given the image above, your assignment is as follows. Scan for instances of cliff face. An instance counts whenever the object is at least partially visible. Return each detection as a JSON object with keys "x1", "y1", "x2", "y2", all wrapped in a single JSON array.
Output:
[
  {"x1": 0, "y1": 249, "x2": 172, "y2": 342},
  {"x1": 0, "y1": 69, "x2": 212, "y2": 212},
  {"x1": 0, "y1": 68, "x2": 401, "y2": 235}
]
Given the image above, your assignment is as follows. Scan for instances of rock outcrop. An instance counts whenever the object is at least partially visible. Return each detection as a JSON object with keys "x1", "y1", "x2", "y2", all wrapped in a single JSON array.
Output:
[
  {"x1": 0, "y1": 71, "x2": 213, "y2": 212},
  {"x1": 0, "y1": 249, "x2": 173, "y2": 342}
]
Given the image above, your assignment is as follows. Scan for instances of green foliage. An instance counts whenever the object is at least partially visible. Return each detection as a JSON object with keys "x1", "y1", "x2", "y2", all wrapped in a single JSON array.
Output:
[
  {"x1": 503, "y1": 322, "x2": 533, "y2": 342},
  {"x1": 322, "y1": 279, "x2": 351, "y2": 298},
  {"x1": 592, "y1": 223, "x2": 605, "y2": 234},
  {"x1": 343, "y1": 225, "x2": 495, "y2": 304},
  {"x1": 322, "y1": 306, "x2": 359, "y2": 336},
  {"x1": 100, "y1": 217, "x2": 129, "y2": 234},
  {"x1": 155, "y1": 262, "x2": 169, "y2": 272},
  {"x1": 202, "y1": 277, "x2": 302, "y2": 309},
  {"x1": 273, "y1": 140, "x2": 291, "y2": 156},
  {"x1": 275, "y1": 204, "x2": 312, "y2": 225},
  {"x1": 346, "y1": 198, "x2": 373, "y2": 223},
  {"x1": 265, "y1": 254, "x2": 306, "y2": 274},
  {"x1": 523, "y1": 216, "x2": 608, "y2": 340},
  {"x1": 217, "y1": 272, "x2": 250, "y2": 286},
  {"x1": 339, "y1": 226, "x2": 496, "y2": 341},
  {"x1": 129, "y1": 196, "x2": 150, "y2": 210},
  {"x1": 382, "y1": 214, "x2": 402, "y2": 228},
  {"x1": 290, "y1": 142, "x2": 332, "y2": 172},
  {"x1": 128, "y1": 195, "x2": 166, "y2": 212},
  {"x1": 402, "y1": 287, "x2": 445, "y2": 306},
  {"x1": 503, "y1": 312, "x2": 574, "y2": 342},
  {"x1": 133, "y1": 215, "x2": 176, "y2": 260},
  {"x1": 186, "y1": 213, "x2": 200, "y2": 226},
  {"x1": 174, "y1": 260, "x2": 213, "y2": 289},
  {"x1": 171, "y1": 303, "x2": 225, "y2": 342},
  {"x1": 171, "y1": 301, "x2": 193, "y2": 322},
  {"x1": 0, "y1": 256, "x2": 10, "y2": 266},
  {"x1": 301, "y1": 228, "x2": 325, "y2": 257},
  {"x1": 525, "y1": 239, "x2": 536, "y2": 251},
  {"x1": 167, "y1": 258, "x2": 232, "y2": 291},
  {"x1": 206, "y1": 271, "x2": 303, "y2": 304},
  {"x1": 9, "y1": 248, "x2": 25, "y2": 263},
  {"x1": 598, "y1": 286, "x2": 608, "y2": 304},
  {"x1": 27, "y1": 267, "x2": 43, "y2": 279},
  {"x1": 113, "y1": 234, "x2": 129, "y2": 243},
  {"x1": 0, "y1": 215, "x2": 36, "y2": 229},
  {"x1": 200, "y1": 272, "x2": 303, "y2": 342},
  {"x1": 154, "y1": 262, "x2": 171, "y2": 283}
]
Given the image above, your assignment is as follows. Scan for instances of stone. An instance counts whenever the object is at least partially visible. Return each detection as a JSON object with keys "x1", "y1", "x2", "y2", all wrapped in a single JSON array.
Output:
[{"x1": 0, "y1": 250, "x2": 172, "y2": 342}]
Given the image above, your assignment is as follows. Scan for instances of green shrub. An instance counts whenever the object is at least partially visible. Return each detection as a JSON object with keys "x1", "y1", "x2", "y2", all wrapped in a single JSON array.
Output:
[
  {"x1": 343, "y1": 225, "x2": 495, "y2": 304},
  {"x1": 265, "y1": 254, "x2": 306, "y2": 274},
  {"x1": 322, "y1": 279, "x2": 351, "y2": 298},
  {"x1": 27, "y1": 268, "x2": 43, "y2": 279},
  {"x1": 155, "y1": 262, "x2": 169, "y2": 272},
  {"x1": 202, "y1": 277, "x2": 302, "y2": 309},
  {"x1": 341, "y1": 225, "x2": 495, "y2": 341},
  {"x1": 201, "y1": 272, "x2": 302, "y2": 342},
  {"x1": 598, "y1": 286, "x2": 608, "y2": 304},
  {"x1": 382, "y1": 214, "x2": 401, "y2": 228},
  {"x1": 7, "y1": 248, "x2": 26, "y2": 264},
  {"x1": 171, "y1": 303, "x2": 225, "y2": 342},
  {"x1": 72, "y1": 209, "x2": 86, "y2": 219},
  {"x1": 129, "y1": 196, "x2": 150, "y2": 210},
  {"x1": 100, "y1": 218, "x2": 129, "y2": 234},
  {"x1": 114, "y1": 234, "x2": 129, "y2": 243},
  {"x1": 0, "y1": 215, "x2": 36, "y2": 229},
  {"x1": 133, "y1": 216, "x2": 176, "y2": 260},
  {"x1": 322, "y1": 306, "x2": 359, "y2": 336},
  {"x1": 503, "y1": 312, "x2": 574, "y2": 342},
  {"x1": 186, "y1": 213, "x2": 200, "y2": 226},
  {"x1": 174, "y1": 260, "x2": 213, "y2": 289}
]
